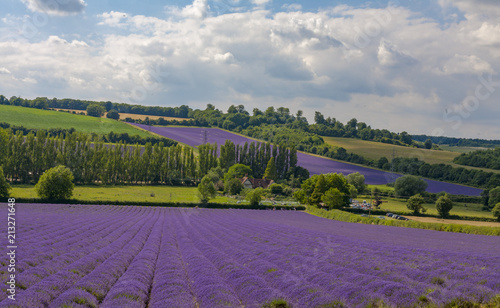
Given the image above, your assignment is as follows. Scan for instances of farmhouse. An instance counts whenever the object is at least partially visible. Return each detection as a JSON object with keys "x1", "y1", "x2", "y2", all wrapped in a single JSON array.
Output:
[{"x1": 239, "y1": 176, "x2": 274, "y2": 189}]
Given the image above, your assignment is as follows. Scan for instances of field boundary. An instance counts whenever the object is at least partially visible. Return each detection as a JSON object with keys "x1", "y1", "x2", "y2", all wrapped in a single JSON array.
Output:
[
  {"x1": 306, "y1": 206, "x2": 500, "y2": 236},
  {"x1": 8, "y1": 198, "x2": 305, "y2": 211}
]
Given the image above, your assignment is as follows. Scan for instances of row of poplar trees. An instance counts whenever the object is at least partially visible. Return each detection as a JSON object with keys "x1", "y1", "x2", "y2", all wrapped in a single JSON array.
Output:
[
  {"x1": 198, "y1": 140, "x2": 298, "y2": 180},
  {"x1": 0, "y1": 128, "x2": 298, "y2": 185}
]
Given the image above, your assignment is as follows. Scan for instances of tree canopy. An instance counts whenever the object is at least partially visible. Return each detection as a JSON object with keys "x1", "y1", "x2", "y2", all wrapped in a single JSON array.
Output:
[
  {"x1": 435, "y1": 194, "x2": 453, "y2": 218},
  {"x1": 35, "y1": 165, "x2": 74, "y2": 200},
  {"x1": 394, "y1": 175, "x2": 428, "y2": 197}
]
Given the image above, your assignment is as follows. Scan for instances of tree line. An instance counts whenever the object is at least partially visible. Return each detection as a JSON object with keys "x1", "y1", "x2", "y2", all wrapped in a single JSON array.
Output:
[
  {"x1": 0, "y1": 127, "x2": 301, "y2": 186},
  {"x1": 0, "y1": 95, "x2": 191, "y2": 118},
  {"x1": 0, "y1": 122, "x2": 177, "y2": 147},
  {"x1": 453, "y1": 148, "x2": 500, "y2": 170}
]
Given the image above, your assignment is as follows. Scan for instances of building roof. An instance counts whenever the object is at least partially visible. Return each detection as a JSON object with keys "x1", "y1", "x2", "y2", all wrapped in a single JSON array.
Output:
[{"x1": 239, "y1": 177, "x2": 274, "y2": 189}]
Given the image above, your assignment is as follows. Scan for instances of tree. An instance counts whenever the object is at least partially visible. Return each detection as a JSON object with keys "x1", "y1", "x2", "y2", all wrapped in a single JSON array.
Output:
[
  {"x1": 0, "y1": 166, "x2": 11, "y2": 198},
  {"x1": 198, "y1": 175, "x2": 216, "y2": 204},
  {"x1": 394, "y1": 175, "x2": 428, "y2": 197},
  {"x1": 35, "y1": 165, "x2": 74, "y2": 200},
  {"x1": 435, "y1": 194, "x2": 453, "y2": 218},
  {"x1": 372, "y1": 187, "x2": 382, "y2": 207},
  {"x1": 226, "y1": 178, "x2": 244, "y2": 195},
  {"x1": 406, "y1": 194, "x2": 426, "y2": 215},
  {"x1": 87, "y1": 103, "x2": 106, "y2": 117},
  {"x1": 322, "y1": 188, "x2": 344, "y2": 210},
  {"x1": 424, "y1": 139, "x2": 433, "y2": 149},
  {"x1": 492, "y1": 203, "x2": 500, "y2": 222},
  {"x1": 223, "y1": 164, "x2": 252, "y2": 183},
  {"x1": 246, "y1": 188, "x2": 264, "y2": 206},
  {"x1": 0, "y1": 128, "x2": 8, "y2": 167},
  {"x1": 346, "y1": 172, "x2": 366, "y2": 193},
  {"x1": 106, "y1": 109, "x2": 120, "y2": 120},
  {"x1": 310, "y1": 174, "x2": 329, "y2": 205},
  {"x1": 488, "y1": 187, "x2": 500, "y2": 209},
  {"x1": 348, "y1": 185, "x2": 358, "y2": 198},
  {"x1": 264, "y1": 157, "x2": 278, "y2": 181}
]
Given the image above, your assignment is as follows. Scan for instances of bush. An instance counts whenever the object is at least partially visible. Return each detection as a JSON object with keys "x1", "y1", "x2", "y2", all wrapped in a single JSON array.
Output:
[
  {"x1": 106, "y1": 109, "x2": 120, "y2": 120},
  {"x1": 407, "y1": 194, "x2": 426, "y2": 215},
  {"x1": 197, "y1": 175, "x2": 216, "y2": 204},
  {"x1": 35, "y1": 165, "x2": 74, "y2": 200},
  {"x1": 488, "y1": 187, "x2": 500, "y2": 209},
  {"x1": 0, "y1": 166, "x2": 11, "y2": 198},
  {"x1": 86, "y1": 103, "x2": 106, "y2": 117},
  {"x1": 226, "y1": 178, "x2": 244, "y2": 195},
  {"x1": 246, "y1": 188, "x2": 264, "y2": 206},
  {"x1": 270, "y1": 183, "x2": 283, "y2": 195},
  {"x1": 394, "y1": 175, "x2": 427, "y2": 197},
  {"x1": 493, "y1": 203, "x2": 500, "y2": 222},
  {"x1": 436, "y1": 194, "x2": 454, "y2": 218}
]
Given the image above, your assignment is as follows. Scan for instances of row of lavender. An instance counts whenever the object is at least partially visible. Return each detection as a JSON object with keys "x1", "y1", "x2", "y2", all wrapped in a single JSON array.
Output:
[
  {"x1": 132, "y1": 124, "x2": 483, "y2": 196},
  {"x1": 1, "y1": 204, "x2": 499, "y2": 307}
]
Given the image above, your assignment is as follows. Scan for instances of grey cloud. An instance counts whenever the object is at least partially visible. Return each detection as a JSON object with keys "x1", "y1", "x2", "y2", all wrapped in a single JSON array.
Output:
[{"x1": 21, "y1": 0, "x2": 86, "y2": 16}]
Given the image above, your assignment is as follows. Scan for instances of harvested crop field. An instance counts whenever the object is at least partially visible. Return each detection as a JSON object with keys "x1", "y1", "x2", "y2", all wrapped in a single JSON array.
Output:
[{"x1": 1, "y1": 204, "x2": 499, "y2": 307}]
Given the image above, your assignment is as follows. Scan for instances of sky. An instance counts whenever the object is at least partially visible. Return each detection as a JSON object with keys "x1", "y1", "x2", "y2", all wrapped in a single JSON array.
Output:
[{"x1": 0, "y1": 0, "x2": 499, "y2": 139}]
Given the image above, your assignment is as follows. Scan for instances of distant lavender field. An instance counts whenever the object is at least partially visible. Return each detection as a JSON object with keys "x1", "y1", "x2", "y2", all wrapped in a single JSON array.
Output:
[
  {"x1": 133, "y1": 124, "x2": 482, "y2": 196},
  {"x1": 1, "y1": 204, "x2": 499, "y2": 307}
]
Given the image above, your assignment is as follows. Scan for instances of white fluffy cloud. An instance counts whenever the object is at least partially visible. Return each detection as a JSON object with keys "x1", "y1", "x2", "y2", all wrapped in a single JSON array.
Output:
[
  {"x1": 20, "y1": 0, "x2": 86, "y2": 16},
  {"x1": 1, "y1": 0, "x2": 500, "y2": 138}
]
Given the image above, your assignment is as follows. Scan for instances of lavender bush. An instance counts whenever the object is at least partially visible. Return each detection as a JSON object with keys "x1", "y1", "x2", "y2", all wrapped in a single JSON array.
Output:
[{"x1": 1, "y1": 203, "x2": 499, "y2": 307}]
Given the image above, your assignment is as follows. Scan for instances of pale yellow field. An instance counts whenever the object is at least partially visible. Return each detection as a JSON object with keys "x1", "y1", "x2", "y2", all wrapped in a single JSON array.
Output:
[{"x1": 51, "y1": 109, "x2": 188, "y2": 121}]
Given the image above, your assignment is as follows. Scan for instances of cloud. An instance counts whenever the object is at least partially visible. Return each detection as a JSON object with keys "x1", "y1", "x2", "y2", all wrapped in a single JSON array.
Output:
[
  {"x1": 20, "y1": 0, "x2": 86, "y2": 16},
  {"x1": 0, "y1": 67, "x2": 11, "y2": 74},
  {"x1": 438, "y1": 54, "x2": 494, "y2": 75},
  {"x1": 377, "y1": 39, "x2": 417, "y2": 67},
  {"x1": 1, "y1": 0, "x2": 500, "y2": 138}
]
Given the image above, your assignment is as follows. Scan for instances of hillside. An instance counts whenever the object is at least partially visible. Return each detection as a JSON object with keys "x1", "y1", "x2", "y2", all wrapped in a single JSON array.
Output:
[
  {"x1": 0, "y1": 105, "x2": 152, "y2": 137},
  {"x1": 324, "y1": 136, "x2": 500, "y2": 174}
]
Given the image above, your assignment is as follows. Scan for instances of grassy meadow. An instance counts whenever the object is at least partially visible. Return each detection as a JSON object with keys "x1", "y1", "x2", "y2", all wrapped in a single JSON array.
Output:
[
  {"x1": 323, "y1": 136, "x2": 500, "y2": 174},
  {"x1": 0, "y1": 105, "x2": 152, "y2": 137},
  {"x1": 11, "y1": 185, "x2": 234, "y2": 204}
]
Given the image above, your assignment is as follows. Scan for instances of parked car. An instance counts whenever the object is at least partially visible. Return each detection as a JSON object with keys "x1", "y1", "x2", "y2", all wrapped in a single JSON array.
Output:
[
  {"x1": 377, "y1": 216, "x2": 385, "y2": 220},
  {"x1": 386, "y1": 213, "x2": 394, "y2": 217},
  {"x1": 361, "y1": 214, "x2": 369, "y2": 217}
]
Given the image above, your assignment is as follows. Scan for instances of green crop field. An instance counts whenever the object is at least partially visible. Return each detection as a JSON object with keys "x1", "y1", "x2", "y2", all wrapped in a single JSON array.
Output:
[
  {"x1": 323, "y1": 136, "x2": 500, "y2": 174},
  {"x1": 0, "y1": 105, "x2": 152, "y2": 137},
  {"x1": 11, "y1": 185, "x2": 234, "y2": 204},
  {"x1": 366, "y1": 197, "x2": 494, "y2": 219}
]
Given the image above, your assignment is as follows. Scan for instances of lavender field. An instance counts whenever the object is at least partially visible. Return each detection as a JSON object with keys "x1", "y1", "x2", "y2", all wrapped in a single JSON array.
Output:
[
  {"x1": 133, "y1": 124, "x2": 482, "y2": 196},
  {"x1": 2, "y1": 204, "x2": 499, "y2": 307}
]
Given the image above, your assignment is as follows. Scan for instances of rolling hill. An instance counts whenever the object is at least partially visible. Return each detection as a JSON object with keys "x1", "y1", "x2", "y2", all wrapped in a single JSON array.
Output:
[
  {"x1": 0, "y1": 105, "x2": 152, "y2": 137},
  {"x1": 323, "y1": 136, "x2": 500, "y2": 174}
]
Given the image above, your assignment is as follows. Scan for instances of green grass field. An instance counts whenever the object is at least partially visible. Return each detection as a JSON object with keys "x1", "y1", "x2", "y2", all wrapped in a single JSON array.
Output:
[
  {"x1": 0, "y1": 105, "x2": 152, "y2": 137},
  {"x1": 11, "y1": 185, "x2": 234, "y2": 204},
  {"x1": 365, "y1": 196, "x2": 494, "y2": 219},
  {"x1": 323, "y1": 136, "x2": 500, "y2": 174}
]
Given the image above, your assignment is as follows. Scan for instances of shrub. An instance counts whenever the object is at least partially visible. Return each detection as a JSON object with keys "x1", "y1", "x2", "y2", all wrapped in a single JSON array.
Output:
[
  {"x1": 492, "y1": 203, "x2": 500, "y2": 222},
  {"x1": 197, "y1": 175, "x2": 216, "y2": 204},
  {"x1": 106, "y1": 109, "x2": 120, "y2": 120},
  {"x1": 35, "y1": 165, "x2": 74, "y2": 200},
  {"x1": 407, "y1": 194, "x2": 426, "y2": 215},
  {"x1": 226, "y1": 178, "x2": 244, "y2": 195},
  {"x1": 86, "y1": 103, "x2": 105, "y2": 117},
  {"x1": 436, "y1": 194, "x2": 454, "y2": 218},
  {"x1": 246, "y1": 188, "x2": 264, "y2": 206},
  {"x1": 395, "y1": 175, "x2": 427, "y2": 197},
  {"x1": 0, "y1": 166, "x2": 11, "y2": 198}
]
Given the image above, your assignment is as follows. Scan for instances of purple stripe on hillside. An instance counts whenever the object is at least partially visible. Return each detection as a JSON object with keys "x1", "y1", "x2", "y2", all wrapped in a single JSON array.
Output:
[{"x1": 134, "y1": 124, "x2": 483, "y2": 196}]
